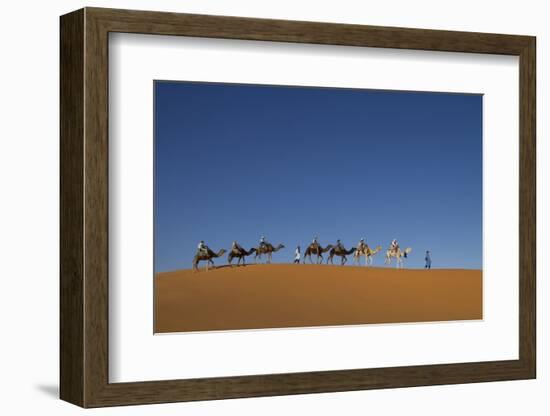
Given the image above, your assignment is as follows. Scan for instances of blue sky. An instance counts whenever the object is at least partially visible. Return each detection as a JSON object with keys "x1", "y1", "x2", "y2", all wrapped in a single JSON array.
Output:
[{"x1": 154, "y1": 81, "x2": 482, "y2": 272}]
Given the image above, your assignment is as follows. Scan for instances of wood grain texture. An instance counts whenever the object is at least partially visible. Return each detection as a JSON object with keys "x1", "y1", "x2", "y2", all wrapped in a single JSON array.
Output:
[
  {"x1": 83, "y1": 10, "x2": 110, "y2": 406},
  {"x1": 518, "y1": 38, "x2": 536, "y2": 375},
  {"x1": 59, "y1": 7, "x2": 536, "y2": 408},
  {"x1": 88, "y1": 7, "x2": 532, "y2": 54},
  {"x1": 59, "y1": 8, "x2": 84, "y2": 407}
]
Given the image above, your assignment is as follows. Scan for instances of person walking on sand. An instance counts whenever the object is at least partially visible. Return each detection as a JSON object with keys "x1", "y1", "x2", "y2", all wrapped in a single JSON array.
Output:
[
  {"x1": 425, "y1": 250, "x2": 432, "y2": 269},
  {"x1": 294, "y1": 246, "x2": 301, "y2": 264}
]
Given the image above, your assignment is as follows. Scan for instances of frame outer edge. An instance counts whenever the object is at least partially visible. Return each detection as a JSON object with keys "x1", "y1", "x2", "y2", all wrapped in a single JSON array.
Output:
[
  {"x1": 62, "y1": 7, "x2": 537, "y2": 407},
  {"x1": 519, "y1": 37, "x2": 536, "y2": 377},
  {"x1": 60, "y1": 8, "x2": 86, "y2": 408},
  {"x1": 83, "y1": 6, "x2": 111, "y2": 408},
  {"x1": 84, "y1": 6, "x2": 532, "y2": 55}
]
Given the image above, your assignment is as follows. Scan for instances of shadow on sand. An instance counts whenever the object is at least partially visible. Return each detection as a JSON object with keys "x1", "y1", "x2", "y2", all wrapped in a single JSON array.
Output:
[{"x1": 199, "y1": 264, "x2": 258, "y2": 271}]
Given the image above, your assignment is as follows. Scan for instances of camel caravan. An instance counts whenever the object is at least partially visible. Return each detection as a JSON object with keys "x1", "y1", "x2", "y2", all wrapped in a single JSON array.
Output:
[
  {"x1": 193, "y1": 237, "x2": 285, "y2": 271},
  {"x1": 193, "y1": 236, "x2": 412, "y2": 271},
  {"x1": 301, "y1": 237, "x2": 409, "y2": 267}
]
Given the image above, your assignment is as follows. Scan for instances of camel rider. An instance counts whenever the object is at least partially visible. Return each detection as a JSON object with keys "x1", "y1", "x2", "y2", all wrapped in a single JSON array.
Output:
[
  {"x1": 357, "y1": 238, "x2": 366, "y2": 252},
  {"x1": 232, "y1": 241, "x2": 243, "y2": 253},
  {"x1": 312, "y1": 235, "x2": 319, "y2": 247},
  {"x1": 390, "y1": 239, "x2": 399, "y2": 254},
  {"x1": 197, "y1": 240, "x2": 208, "y2": 255},
  {"x1": 259, "y1": 235, "x2": 268, "y2": 249},
  {"x1": 335, "y1": 239, "x2": 344, "y2": 251}
]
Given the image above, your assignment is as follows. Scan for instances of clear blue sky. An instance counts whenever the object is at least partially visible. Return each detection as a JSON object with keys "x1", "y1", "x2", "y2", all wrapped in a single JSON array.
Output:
[{"x1": 154, "y1": 81, "x2": 482, "y2": 272}]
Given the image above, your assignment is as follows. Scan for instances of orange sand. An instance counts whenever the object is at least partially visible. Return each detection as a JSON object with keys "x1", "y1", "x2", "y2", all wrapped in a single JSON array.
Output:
[{"x1": 154, "y1": 264, "x2": 482, "y2": 333}]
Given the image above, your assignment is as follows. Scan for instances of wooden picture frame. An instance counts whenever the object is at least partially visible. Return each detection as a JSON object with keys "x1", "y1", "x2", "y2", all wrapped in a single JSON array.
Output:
[{"x1": 60, "y1": 7, "x2": 536, "y2": 408}]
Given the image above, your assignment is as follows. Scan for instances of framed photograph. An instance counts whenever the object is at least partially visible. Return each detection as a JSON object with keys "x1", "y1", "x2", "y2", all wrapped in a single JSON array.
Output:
[{"x1": 60, "y1": 7, "x2": 536, "y2": 407}]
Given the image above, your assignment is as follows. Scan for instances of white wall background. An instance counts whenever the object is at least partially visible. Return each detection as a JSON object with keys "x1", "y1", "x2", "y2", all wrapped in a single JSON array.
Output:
[{"x1": 0, "y1": 0, "x2": 545, "y2": 414}]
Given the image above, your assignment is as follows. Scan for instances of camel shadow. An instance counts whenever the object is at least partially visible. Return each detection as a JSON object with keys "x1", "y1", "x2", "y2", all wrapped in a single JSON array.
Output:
[
  {"x1": 194, "y1": 264, "x2": 256, "y2": 272},
  {"x1": 216, "y1": 264, "x2": 255, "y2": 270}
]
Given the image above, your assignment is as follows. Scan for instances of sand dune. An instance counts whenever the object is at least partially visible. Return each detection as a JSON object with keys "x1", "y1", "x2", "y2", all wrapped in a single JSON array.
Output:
[{"x1": 154, "y1": 264, "x2": 482, "y2": 333}]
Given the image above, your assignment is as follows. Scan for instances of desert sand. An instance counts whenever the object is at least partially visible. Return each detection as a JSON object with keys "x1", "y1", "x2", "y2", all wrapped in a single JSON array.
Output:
[{"x1": 154, "y1": 264, "x2": 482, "y2": 333}]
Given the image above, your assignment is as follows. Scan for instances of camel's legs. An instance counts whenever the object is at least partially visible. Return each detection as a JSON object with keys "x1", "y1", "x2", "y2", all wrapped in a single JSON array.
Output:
[{"x1": 208, "y1": 259, "x2": 216, "y2": 271}]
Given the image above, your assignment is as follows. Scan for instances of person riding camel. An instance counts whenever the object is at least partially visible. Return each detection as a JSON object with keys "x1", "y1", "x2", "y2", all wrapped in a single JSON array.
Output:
[
  {"x1": 390, "y1": 238, "x2": 399, "y2": 254},
  {"x1": 197, "y1": 240, "x2": 209, "y2": 256},
  {"x1": 232, "y1": 240, "x2": 243, "y2": 253},
  {"x1": 357, "y1": 238, "x2": 366, "y2": 252},
  {"x1": 335, "y1": 239, "x2": 344, "y2": 251},
  {"x1": 259, "y1": 235, "x2": 268, "y2": 249},
  {"x1": 312, "y1": 235, "x2": 319, "y2": 247}
]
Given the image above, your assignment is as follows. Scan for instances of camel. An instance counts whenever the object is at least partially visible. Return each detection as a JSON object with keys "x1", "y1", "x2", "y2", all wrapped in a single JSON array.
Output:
[
  {"x1": 353, "y1": 245, "x2": 382, "y2": 266},
  {"x1": 384, "y1": 247, "x2": 412, "y2": 268},
  {"x1": 303, "y1": 243, "x2": 333, "y2": 264},
  {"x1": 254, "y1": 243, "x2": 285, "y2": 263},
  {"x1": 192, "y1": 248, "x2": 226, "y2": 271},
  {"x1": 327, "y1": 246, "x2": 357, "y2": 265},
  {"x1": 227, "y1": 247, "x2": 256, "y2": 266}
]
